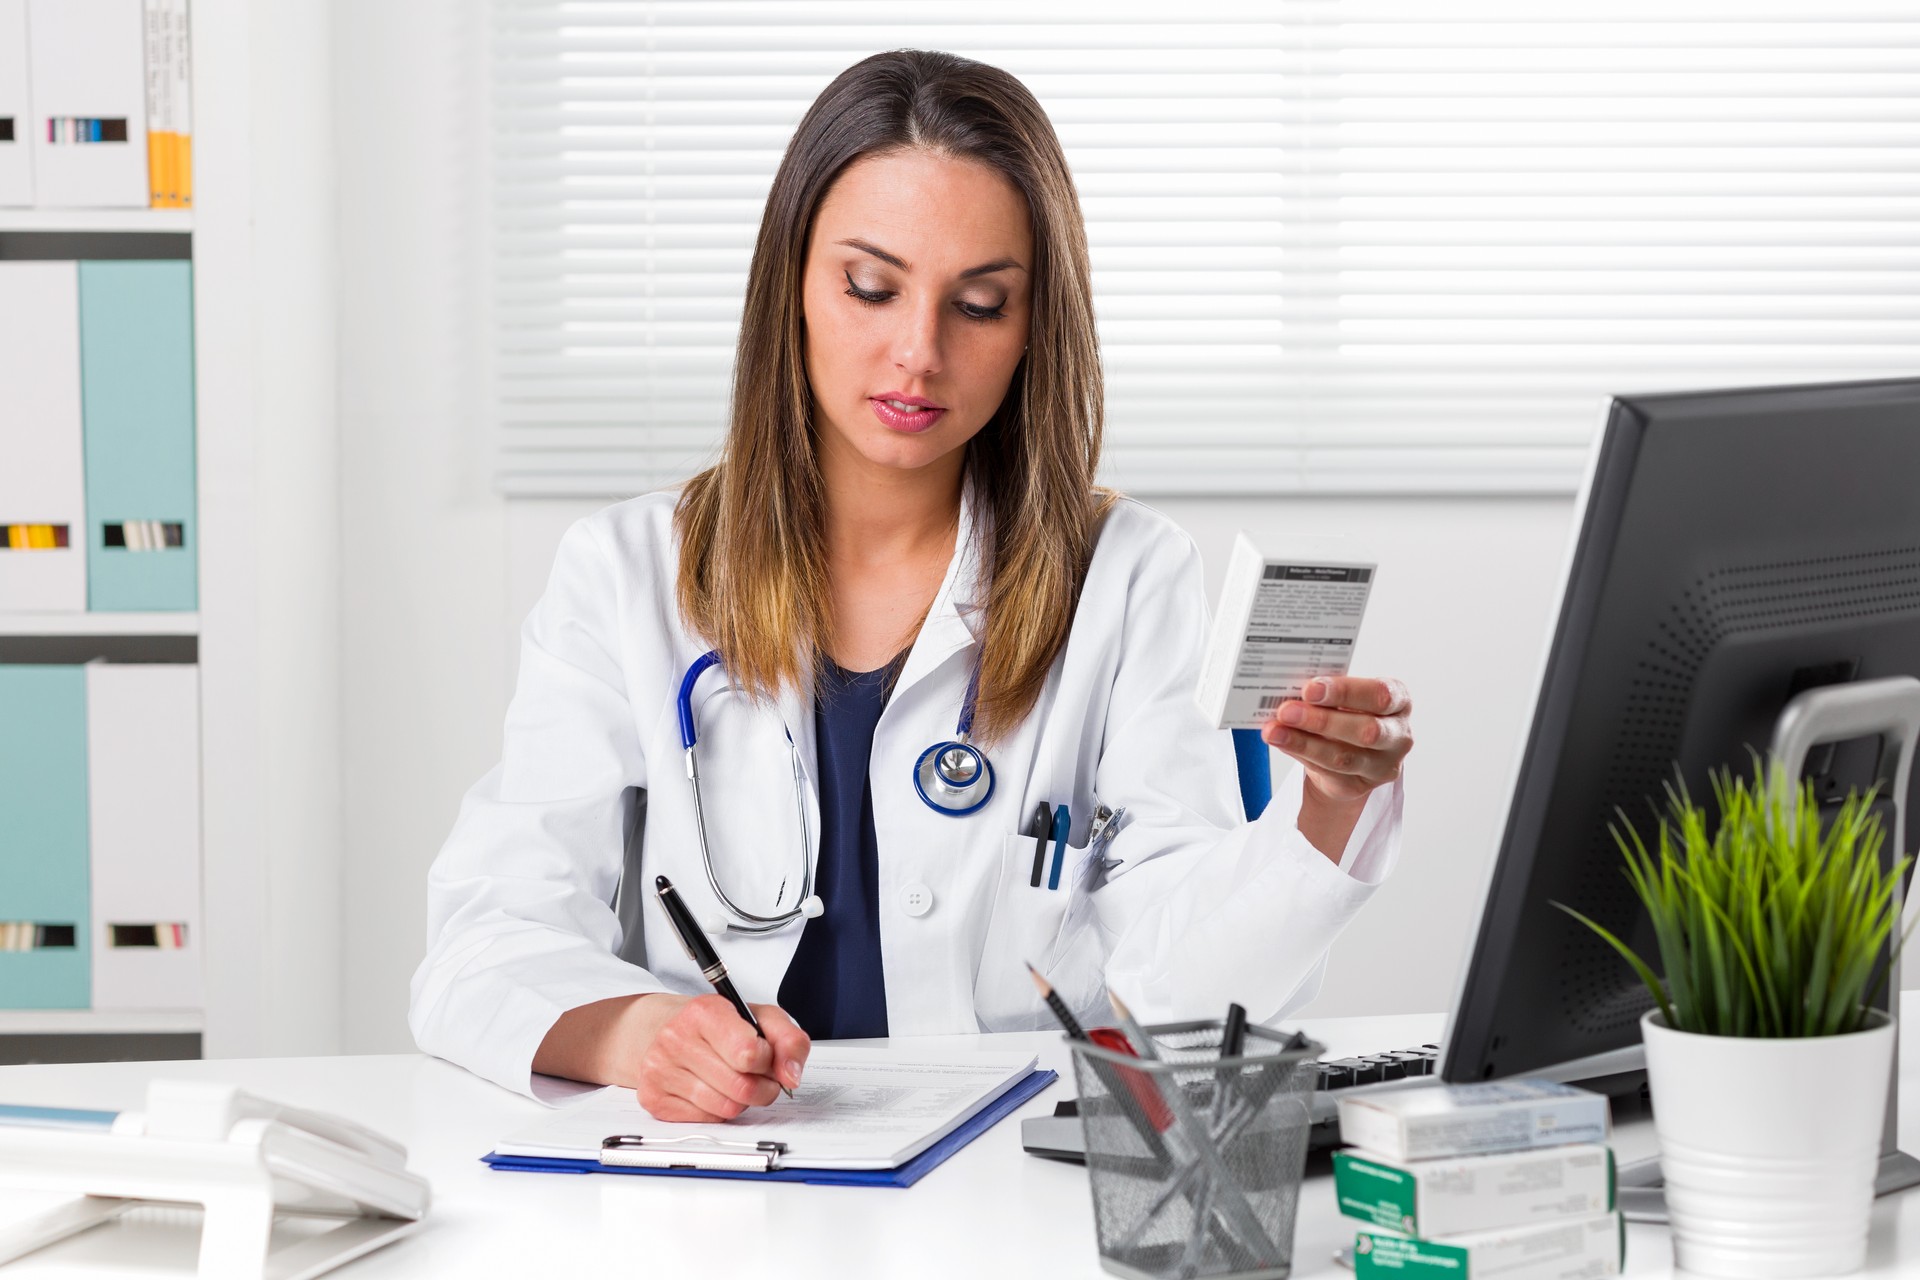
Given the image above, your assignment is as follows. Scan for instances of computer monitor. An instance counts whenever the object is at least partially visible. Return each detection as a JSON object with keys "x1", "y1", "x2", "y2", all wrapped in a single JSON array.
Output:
[{"x1": 1441, "y1": 376, "x2": 1920, "y2": 1087}]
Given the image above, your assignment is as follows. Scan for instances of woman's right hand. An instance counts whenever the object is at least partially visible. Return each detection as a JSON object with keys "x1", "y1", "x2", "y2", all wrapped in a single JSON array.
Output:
[
  {"x1": 616, "y1": 992, "x2": 811, "y2": 1122},
  {"x1": 534, "y1": 990, "x2": 811, "y2": 1120}
]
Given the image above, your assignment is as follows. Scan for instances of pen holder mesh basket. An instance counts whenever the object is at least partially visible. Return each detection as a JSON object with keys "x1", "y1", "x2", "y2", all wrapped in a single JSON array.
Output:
[{"x1": 1068, "y1": 1021, "x2": 1322, "y2": 1280}]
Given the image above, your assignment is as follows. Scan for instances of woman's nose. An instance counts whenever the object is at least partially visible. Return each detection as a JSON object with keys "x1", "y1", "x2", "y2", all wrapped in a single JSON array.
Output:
[{"x1": 890, "y1": 297, "x2": 944, "y2": 378}]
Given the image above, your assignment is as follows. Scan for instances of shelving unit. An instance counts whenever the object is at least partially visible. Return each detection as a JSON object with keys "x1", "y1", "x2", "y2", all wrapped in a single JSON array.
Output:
[
  {"x1": 0, "y1": 612, "x2": 199, "y2": 636},
  {"x1": 1, "y1": 9, "x2": 204, "y2": 1062},
  {"x1": 0, "y1": 209, "x2": 193, "y2": 233},
  {"x1": 0, "y1": 1009, "x2": 202, "y2": 1035},
  {"x1": 5, "y1": 0, "x2": 339, "y2": 1066}
]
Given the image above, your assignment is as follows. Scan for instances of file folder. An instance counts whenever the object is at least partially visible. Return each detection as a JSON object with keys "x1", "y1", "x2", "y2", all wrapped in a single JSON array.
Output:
[
  {"x1": 481, "y1": 1067, "x2": 1056, "y2": 1188},
  {"x1": 141, "y1": 0, "x2": 190, "y2": 208},
  {"x1": 79, "y1": 260, "x2": 197, "y2": 612},
  {"x1": 86, "y1": 663, "x2": 200, "y2": 1010},
  {"x1": 0, "y1": 666, "x2": 91, "y2": 1009},
  {"x1": 0, "y1": 262, "x2": 87, "y2": 614},
  {"x1": 0, "y1": 0, "x2": 31, "y2": 207},
  {"x1": 26, "y1": 0, "x2": 149, "y2": 208}
]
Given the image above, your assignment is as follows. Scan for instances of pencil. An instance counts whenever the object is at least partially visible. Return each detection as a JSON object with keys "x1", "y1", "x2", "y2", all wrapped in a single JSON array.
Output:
[
  {"x1": 1107, "y1": 991, "x2": 1160, "y2": 1061},
  {"x1": 1025, "y1": 961, "x2": 1089, "y2": 1040}
]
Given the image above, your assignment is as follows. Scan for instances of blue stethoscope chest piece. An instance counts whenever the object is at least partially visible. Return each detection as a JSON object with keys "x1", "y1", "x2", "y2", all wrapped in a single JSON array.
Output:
[{"x1": 913, "y1": 736, "x2": 995, "y2": 816}]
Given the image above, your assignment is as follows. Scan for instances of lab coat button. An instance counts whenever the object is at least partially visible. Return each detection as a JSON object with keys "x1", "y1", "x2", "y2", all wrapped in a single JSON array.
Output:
[{"x1": 900, "y1": 883, "x2": 934, "y2": 918}]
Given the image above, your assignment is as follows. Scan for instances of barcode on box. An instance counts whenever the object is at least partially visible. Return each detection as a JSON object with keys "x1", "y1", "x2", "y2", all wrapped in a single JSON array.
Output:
[{"x1": 1259, "y1": 695, "x2": 1285, "y2": 709}]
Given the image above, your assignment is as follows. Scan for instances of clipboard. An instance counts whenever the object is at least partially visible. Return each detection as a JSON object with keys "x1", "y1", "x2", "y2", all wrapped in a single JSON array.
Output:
[{"x1": 479, "y1": 1067, "x2": 1056, "y2": 1188}]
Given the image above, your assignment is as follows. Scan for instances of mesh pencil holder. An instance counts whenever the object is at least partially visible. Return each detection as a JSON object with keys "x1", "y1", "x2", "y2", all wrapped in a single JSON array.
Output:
[{"x1": 1068, "y1": 1020, "x2": 1322, "y2": 1280}]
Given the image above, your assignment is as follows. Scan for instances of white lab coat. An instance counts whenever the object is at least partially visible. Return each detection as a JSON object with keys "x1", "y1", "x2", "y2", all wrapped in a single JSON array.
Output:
[{"x1": 409, "y1": 486, "x2": 1401, "y2": 1100}]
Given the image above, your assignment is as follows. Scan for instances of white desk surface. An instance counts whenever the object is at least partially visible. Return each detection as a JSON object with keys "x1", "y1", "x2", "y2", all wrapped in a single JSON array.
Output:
[{"x1": 4, "y1": 1003, "x2": 1920, "y2": 1278}]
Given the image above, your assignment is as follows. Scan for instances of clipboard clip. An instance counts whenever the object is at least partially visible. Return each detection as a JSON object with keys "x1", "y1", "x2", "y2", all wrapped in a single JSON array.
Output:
[{"x1": 599, "y1": 1134, "x2": 789, "y2": 1173}]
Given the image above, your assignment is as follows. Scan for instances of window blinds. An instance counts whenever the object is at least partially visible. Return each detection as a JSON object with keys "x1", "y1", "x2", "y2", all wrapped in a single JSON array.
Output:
[{"x1": 489, "y1": 2, "x2": 1920, "y2": 497}]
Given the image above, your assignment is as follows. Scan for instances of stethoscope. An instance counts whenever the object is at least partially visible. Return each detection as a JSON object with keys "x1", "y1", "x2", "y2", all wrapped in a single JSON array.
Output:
[{"x1": 678, "y1": 649, "x2": 996, "y2": 936}]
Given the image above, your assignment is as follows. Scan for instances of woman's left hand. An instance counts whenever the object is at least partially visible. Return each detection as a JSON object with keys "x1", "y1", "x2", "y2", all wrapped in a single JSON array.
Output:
[{"x1": 1261, "y1": 675, "x2": 1414, "y2": 807}]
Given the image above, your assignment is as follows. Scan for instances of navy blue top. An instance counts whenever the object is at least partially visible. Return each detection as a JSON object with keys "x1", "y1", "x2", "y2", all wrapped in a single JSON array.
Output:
[{"x1": 778, "y1": 657, "x2": 892, "y2": 1039}]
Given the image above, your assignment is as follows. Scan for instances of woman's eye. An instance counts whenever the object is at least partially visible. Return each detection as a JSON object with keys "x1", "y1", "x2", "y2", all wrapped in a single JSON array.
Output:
[{"x1": 842, "y1": 272, "x2": 1006, "y2": 323}]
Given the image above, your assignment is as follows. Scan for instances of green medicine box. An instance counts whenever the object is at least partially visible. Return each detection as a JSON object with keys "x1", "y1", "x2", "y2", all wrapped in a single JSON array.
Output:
[
  {"x1": 1354, "y1": 1212, "x2": 1625, "y2": 1280},
  {"x1": 1335, "y1": 1144, "x2": 1614, "y2": 1238}
]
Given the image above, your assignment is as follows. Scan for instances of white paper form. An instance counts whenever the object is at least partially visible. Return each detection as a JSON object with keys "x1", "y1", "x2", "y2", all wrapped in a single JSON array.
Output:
[{"x1": 495, "y1": 1048, "x2": 1038, "y2": 1170}]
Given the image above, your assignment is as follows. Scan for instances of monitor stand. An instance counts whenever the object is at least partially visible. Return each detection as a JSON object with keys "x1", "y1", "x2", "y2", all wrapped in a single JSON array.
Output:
[{"x1": 1613, "y1": 678, "x2": 1920, "y2": 1224}]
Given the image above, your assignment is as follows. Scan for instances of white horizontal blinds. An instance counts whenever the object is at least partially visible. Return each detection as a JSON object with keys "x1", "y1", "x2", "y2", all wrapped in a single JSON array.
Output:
[
  {"x1": 490, "y1": 2, "x2": 1300, "y2": 496},
  {"x1": 490, "y1": 2, "x2": 1920, "y2": 498},
  {"x1": 1255, "y1": 1, "x2": 1920, "y2": 494}
]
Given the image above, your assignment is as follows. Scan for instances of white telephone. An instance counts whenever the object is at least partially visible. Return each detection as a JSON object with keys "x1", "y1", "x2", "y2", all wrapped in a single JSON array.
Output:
[{"x1": 0, "y1": 1080, "x2": 429, "y2": 1280}]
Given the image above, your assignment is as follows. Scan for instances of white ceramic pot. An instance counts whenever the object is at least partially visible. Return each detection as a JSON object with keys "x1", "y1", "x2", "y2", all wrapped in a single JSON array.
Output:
[{"x1": 1641, "y1": 1007, "x2": 1893, "y2": 1278}]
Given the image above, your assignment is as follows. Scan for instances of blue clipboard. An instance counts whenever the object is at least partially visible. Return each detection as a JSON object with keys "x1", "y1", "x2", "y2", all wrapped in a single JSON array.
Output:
[{"x1": 481, "y1": 1067, "x2": 1056, "y2": 1188}]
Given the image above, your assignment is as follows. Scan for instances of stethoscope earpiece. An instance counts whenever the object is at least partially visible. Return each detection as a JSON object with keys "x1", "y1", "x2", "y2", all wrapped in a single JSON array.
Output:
[
  {"x1": 799, "y1": 896, "x2": 825, "y2": 920},
  {"x1": 700, "y1": 914, "x2": 727, "y2": 937}
]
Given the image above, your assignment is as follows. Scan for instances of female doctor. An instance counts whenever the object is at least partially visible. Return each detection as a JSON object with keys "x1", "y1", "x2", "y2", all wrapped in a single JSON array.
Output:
[{"x1": 410, "y1": 50, "x2": 1413, "y2": 1121}]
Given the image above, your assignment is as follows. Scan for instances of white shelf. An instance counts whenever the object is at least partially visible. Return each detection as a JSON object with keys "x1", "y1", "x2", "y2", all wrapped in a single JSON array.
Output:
[
  {"x1": 0, "y1": 208, "x2": 193, "y2": 233},
  {"x1": 0, "y1": 612, "x2": 199, "y2": 637},
  {"x1": 0, "y1": 1009, "x2": 203, "y2": 1035}
]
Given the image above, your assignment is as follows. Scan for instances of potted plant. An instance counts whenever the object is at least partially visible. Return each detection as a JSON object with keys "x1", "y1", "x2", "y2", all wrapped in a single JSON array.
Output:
[{"x1": 1558, "y1": 760, "x2": 1914, "y2": 1279}]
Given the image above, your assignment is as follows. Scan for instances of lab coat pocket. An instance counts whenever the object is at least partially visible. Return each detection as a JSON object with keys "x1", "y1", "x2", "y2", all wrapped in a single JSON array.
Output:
[{"x1": 974, "y1": 832, "x2": 1106, "y2": 1031}]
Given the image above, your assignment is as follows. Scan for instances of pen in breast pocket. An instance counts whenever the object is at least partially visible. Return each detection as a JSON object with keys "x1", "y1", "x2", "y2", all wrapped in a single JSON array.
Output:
[
  {"x1": 1027, "y1": 801, "x2": 1052, "y2": 888},
  {"x1": 1046, "y1": 804, "x2": 1071, "y2": 890}
]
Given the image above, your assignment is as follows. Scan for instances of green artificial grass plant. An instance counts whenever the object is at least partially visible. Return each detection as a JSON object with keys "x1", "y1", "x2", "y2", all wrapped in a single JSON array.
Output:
[{"x1": 1556, "y1": 758, "x2": 1915, "y2": 1038}]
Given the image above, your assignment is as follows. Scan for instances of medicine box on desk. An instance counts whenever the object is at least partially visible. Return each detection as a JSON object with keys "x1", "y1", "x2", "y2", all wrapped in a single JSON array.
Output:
[
  {"x1": 1334, "y1": 1144, "x2": 1615, "y2": 1238},
  {"x1": 1336, "y1": 1079, "x2": 1610, "y2": 1162},
  {"x1": 1354, "y1": 1213, "x2": 1624, "y2": 1280}
]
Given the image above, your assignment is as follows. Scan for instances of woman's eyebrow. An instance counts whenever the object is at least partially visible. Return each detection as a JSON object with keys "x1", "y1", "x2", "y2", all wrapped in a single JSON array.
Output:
[{"x1": 835, "y1": 237, "x2": 1025, "y2": 279}]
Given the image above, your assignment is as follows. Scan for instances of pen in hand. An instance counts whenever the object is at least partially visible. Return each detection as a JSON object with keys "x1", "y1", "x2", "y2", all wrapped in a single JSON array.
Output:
[{"x1": 655, "y1": 875, "x2": 795, "y2": 1100}]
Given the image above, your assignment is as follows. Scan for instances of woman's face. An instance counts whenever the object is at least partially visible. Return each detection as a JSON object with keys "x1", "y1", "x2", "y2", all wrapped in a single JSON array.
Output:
[{"x1": 801, "y1": 147, "x2": 1034, "y2": 477}]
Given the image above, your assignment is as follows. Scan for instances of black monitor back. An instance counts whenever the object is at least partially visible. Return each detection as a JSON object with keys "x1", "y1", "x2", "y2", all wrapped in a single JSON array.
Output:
[{"x1": 1443, "y1": 376, "x2": 1920, "y2": 1084}]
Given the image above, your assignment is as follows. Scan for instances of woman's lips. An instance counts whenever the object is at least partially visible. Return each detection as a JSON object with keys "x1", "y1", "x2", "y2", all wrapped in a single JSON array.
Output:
[{"x1": 870, "y1": 397, "x2": 949, "y2": 433}]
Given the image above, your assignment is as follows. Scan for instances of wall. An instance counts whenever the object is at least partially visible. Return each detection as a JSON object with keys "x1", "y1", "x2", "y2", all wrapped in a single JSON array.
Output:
[
  {"x1": 334, "y1": 0, "x2": 510, "y2": 1054},
  {"x1": 194, "y1": 0, "x2": 345, "y2": 1058}
]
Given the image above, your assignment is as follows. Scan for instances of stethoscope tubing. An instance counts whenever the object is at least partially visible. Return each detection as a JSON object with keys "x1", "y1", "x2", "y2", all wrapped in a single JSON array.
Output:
[{"x1": 676, "y1": 648, "x2": 993, "y2": 934}]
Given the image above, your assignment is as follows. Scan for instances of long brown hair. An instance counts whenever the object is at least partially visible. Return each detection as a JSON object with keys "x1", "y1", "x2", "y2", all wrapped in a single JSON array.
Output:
[{"x1": 675, "y1": 49, "x2": 1111, "y2": 744}]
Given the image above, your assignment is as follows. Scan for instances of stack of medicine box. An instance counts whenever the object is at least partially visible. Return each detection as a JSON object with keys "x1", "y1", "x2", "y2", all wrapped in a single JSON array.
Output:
[{"x1": 1334, "y1": 1079, "x2": 1623, "y2": 1280}]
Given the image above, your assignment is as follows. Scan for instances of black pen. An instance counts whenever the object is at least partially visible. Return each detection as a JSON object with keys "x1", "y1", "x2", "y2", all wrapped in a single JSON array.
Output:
[
  {"x1": 1026, "y1": 801, "x2": 1052, "y2": 887},
  {"x1": 654, "y1": 875, "x2": 793, "y2": 1099}
]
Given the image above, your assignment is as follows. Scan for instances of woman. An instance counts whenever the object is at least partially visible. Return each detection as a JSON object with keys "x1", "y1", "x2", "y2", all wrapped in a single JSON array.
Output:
[{"x1": 411, "y1": 50, "x2": 1412, "y2": 1121}]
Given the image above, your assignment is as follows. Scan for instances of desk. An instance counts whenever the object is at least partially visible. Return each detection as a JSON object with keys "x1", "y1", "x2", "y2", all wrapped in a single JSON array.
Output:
[{"x1": 3, "y1": 1003, "x2": 1920, "y2": 1277}]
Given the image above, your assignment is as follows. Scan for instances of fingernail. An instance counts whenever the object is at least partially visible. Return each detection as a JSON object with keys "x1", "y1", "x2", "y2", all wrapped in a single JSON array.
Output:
[
  {"x1": 1273, "y1": 728, "x2": 1295, "y2": 749},
  {"x1": 786, "y1": 1059, "x2": 804, "y2": 1086},
  {"x1": 1305, "y1": 681, "x2": 1327, "y2": 703},
  {"x1": 1278, "y1": 702, "x2": 1305, "y2": 725}
]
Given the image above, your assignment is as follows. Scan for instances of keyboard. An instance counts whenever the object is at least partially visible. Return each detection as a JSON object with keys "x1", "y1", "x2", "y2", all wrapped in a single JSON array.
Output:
[{"x1": 1020, "y1": 1041, "x2": 1445, "y2": 1162}]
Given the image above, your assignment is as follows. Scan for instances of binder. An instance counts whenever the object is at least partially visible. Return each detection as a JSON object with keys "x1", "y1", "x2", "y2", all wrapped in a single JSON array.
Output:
[
  {"x1": 0, "y1": 0, "x2": 31, "y2": 207},
  {"x1": 79, "y1": 260, "x2": 197, "y2": 612},
  {"x1": 26, "y1": 0, "x2": 149, "y2": 208},
  {"x1": 0, "y1": 261, "x2": 87, "y2": 614},
  {"x1": 141, "y1": 0, "x2": 190, "y2": 208},
  {"x1": 86, "y1": 663, "x2": 201, "y2": 1010},
  {"x1": 0, "y1": 666, "x2": 91, "y2": 1010},
  {"x1": 481, "y1": 1067, "x2": 1057, "y2": 1188}
]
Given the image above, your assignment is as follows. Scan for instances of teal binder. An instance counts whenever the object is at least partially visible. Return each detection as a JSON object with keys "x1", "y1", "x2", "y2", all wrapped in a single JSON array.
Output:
[
  {"x1": 0, "y1": 667, "x2": 90, "y2": 1009},
  {"x1": 79, "y1": 261, "x2": 198, "y2": 612}
]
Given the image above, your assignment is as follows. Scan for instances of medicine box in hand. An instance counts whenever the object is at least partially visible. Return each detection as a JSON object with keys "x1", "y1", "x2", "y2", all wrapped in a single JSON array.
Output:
[
  {"x1": 1195, "y1": 532, "x2": 1377, "y2": 730},
  {"x1": 1354, "y1": 1213, "x2": 1624, "y2": 1280},
  {"x1": 1334, "y1": 1144, "x2": 1615, "y2": 1239},
  {"x1": 1337, "y1": 1079, "x2": 1610, "y2": 1162}
]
